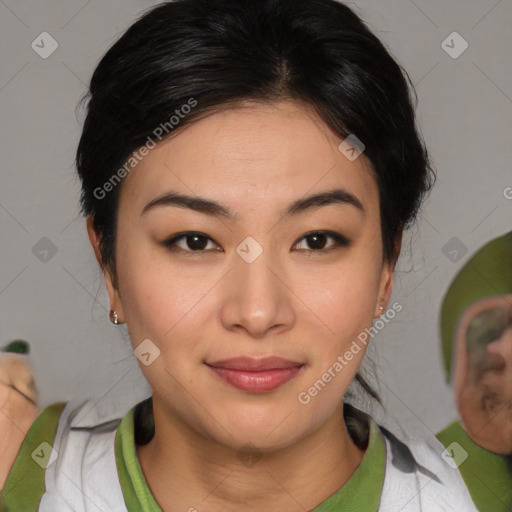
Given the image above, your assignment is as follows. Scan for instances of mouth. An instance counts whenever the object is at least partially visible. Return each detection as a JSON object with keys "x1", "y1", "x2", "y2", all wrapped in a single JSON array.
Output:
[{"x1": 205, "y1": 357, "x2": 305, "y2": 393}]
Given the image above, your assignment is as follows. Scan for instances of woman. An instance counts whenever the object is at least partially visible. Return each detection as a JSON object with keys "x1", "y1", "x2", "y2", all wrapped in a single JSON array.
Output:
[{"x1": 0, "y1": 0, "x2": 480, "y2": 510}]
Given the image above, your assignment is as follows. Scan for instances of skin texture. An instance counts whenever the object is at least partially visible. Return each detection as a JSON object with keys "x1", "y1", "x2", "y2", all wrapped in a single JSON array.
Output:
[
  {"x1": 453, "y1": 294, "x2": 512, "y2": 455},
  {"x1": 87, "y1": 100, "x2": 398, "y2": 512},
  {"x1": 0, "y1": 355, "x2": 39, "y2": 489}
]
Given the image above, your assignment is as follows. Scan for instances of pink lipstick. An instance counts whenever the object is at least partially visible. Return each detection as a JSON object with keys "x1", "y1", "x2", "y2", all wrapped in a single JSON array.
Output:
[{"x1": 205, "y1": 356, "x2": 304, "y2": 393}]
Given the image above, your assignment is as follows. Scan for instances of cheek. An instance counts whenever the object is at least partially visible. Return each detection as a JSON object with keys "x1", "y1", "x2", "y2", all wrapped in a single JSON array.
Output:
[
  {"x1": 115, "y1": 236, "x2": 186, "y2": 340},
  {"x1": 115, "y1": 238, "x2": 223, "y2": 362},
  {"x1": 299, "y1": 251, "x2": 383, "y2": 340}
]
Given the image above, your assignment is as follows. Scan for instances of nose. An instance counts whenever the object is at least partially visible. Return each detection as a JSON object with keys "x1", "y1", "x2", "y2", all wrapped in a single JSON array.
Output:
[{"x1": 219, "y1": 247, "x2": 296, "y2": 339}]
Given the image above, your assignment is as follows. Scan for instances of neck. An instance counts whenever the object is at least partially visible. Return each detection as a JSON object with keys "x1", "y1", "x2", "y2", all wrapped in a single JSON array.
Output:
[{"x1": 136, "y1": 399, "x2": 366, "y2": 512}]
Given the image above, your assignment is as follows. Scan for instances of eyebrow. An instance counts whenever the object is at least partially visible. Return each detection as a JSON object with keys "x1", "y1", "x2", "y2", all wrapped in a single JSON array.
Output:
[{"x1": 141, "y1": 188, "x2": 365, "y2": 221}]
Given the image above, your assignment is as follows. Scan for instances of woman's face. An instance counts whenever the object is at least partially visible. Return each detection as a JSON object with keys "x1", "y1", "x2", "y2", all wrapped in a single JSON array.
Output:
[{"x1": 91, "y1": 100, "x2": 395, "y2": 451}]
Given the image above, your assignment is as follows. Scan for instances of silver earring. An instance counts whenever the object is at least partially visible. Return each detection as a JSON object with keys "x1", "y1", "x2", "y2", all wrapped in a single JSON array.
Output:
[
  {"x1": 379, "y1": 305, "x2": 384, "y2": 311},
  {"x1": 110, "y1": 309, "x2": 119, "y2": 325}
]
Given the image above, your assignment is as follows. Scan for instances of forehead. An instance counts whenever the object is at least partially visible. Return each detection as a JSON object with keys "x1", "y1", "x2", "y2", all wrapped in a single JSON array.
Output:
[{"x1": 119, "y1": 100, "x2": 378, "y2": 217}]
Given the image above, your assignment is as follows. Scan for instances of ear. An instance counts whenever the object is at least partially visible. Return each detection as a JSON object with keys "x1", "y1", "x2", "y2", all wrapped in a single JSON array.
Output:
[
  {"x1": 86, "y1": 216, "x2": 125, "y2": 323},
  {"x1": 374, "y1": 227, "x2": 402, "y2": 318}
]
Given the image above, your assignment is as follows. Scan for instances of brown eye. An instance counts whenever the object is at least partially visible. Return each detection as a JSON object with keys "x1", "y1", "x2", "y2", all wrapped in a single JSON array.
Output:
[
  {"x1": 163, "y1": 232, "x2": 221, "y2": 253},
  {"x1": 293, "y1": 231, "x2": 350, "y2": 252}
]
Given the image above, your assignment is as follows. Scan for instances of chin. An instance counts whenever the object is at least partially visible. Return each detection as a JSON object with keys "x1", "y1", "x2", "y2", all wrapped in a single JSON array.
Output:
[{"x1": 206, "y1": 407, "x2": 307, "y2": 452}]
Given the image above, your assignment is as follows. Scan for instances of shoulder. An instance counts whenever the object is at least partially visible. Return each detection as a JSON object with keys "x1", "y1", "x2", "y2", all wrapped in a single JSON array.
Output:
[
  {"x1": 376, "y1": 421, "x2": 480, "y2": 511},
  {"x1": 1, "y1": 398, "x2": 130, "y2": 512},
  {"x1": 344, "y1": 405, "x2": 479, "y2": 511},
  {"x1": 0, "y1": 398, "x2": 66, "y2": 511}
]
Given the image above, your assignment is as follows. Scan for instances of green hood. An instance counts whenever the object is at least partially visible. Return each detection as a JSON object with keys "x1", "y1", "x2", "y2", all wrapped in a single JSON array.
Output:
[{"x1": 440, "y1": 231, "x2": 512, "y2": 383}]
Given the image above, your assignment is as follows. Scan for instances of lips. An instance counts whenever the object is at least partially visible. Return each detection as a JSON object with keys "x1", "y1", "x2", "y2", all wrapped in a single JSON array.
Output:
[
  {"x1": 205, "y1": 357, "x2": 304, "y2": 392},
  {"x1": 206, "y1": 356, "x2": 304, "y2": 371}
]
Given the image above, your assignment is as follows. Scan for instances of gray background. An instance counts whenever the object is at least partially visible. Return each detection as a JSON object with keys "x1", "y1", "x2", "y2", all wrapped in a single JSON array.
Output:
[{"x1": 1, "y1": 0, "x2": 511, "y2": 439}]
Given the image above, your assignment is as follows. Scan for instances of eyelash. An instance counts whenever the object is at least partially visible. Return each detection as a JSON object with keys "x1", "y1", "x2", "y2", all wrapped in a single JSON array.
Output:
[{"x1": 162, "y1": 230, "x2": 351, "y2": 255}]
